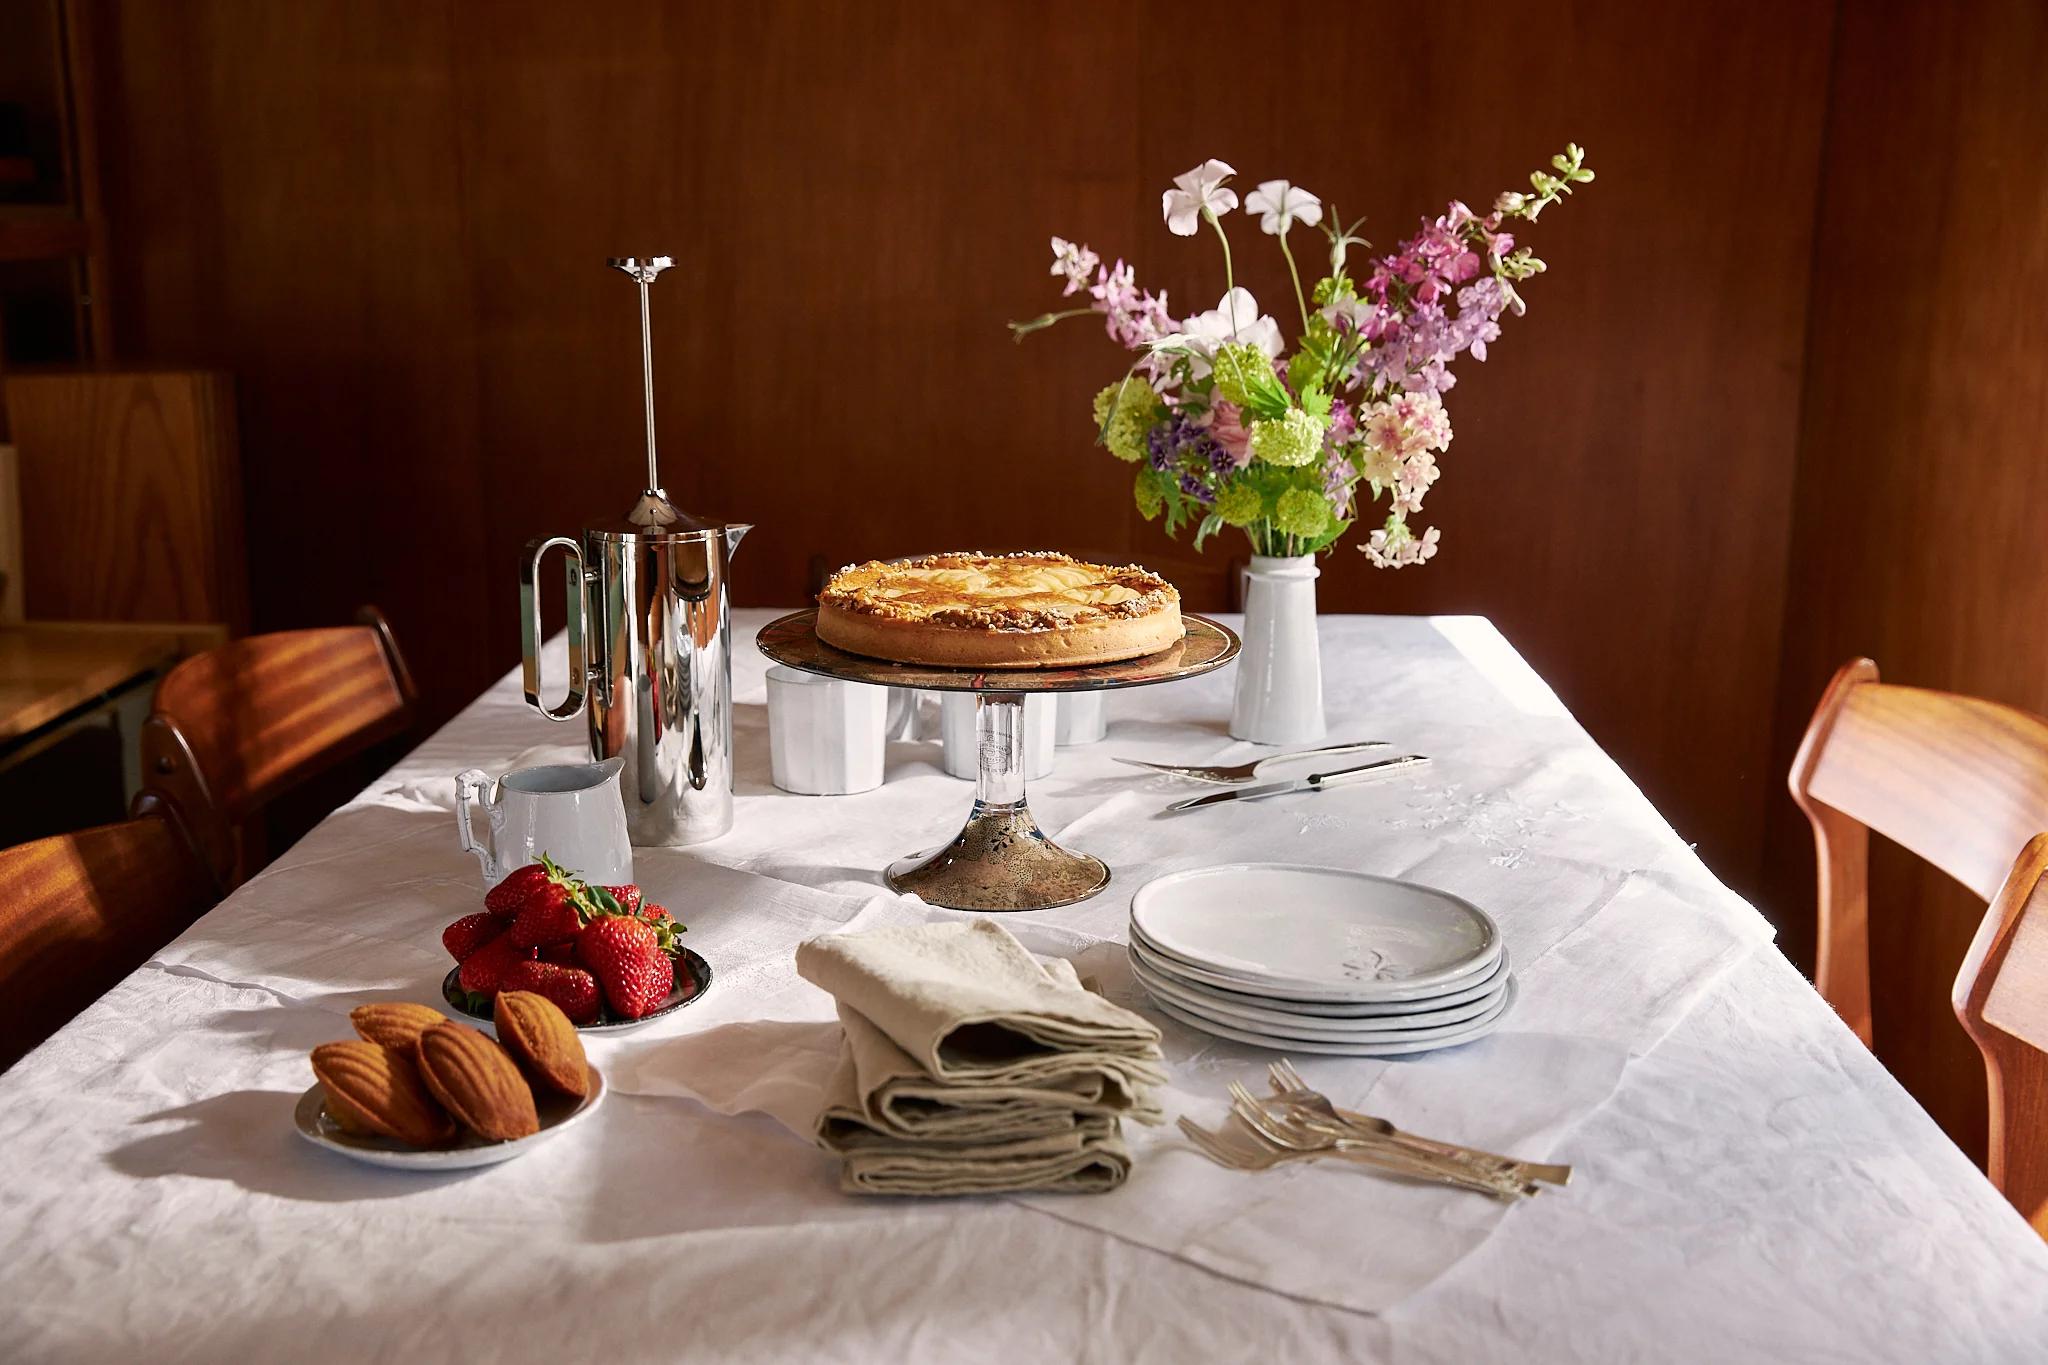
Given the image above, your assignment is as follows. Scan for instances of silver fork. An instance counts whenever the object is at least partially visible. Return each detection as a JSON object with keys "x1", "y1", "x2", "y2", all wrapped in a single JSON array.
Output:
[
  {"x1": 1114, "y1": 741, "x2": 1390, "y2": 785},
  {"x1": 1177, "y1": 1114, "x2": 1522, "y2": 1194},
  {"x1": 1226, "y1": 1083, "x2": 1537, "y2": 1200},
  {"x1": 1267, "y1": 1059, "x2": 1572, "y2": 1188}
]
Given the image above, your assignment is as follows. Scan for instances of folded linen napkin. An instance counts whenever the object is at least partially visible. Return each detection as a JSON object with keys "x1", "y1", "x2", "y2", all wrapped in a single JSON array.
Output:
[
  {"x1": 797, "y1": 919, "x2": 1165, "y2": 1196},
  {"x1": 795, "y1": 918, "x2": 1167, "y2": 1092},
  {"x1": 835, "y1": 1121, "x2": 1132, "y2": 1196},
  {"x1": 819, "y1": 997, "x2": 1162, "y2": 1145}
]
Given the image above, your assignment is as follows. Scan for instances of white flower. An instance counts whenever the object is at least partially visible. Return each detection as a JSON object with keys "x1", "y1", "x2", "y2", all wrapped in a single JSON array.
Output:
[
  {"x1": 1244, "y1": 180, "x2": 1323, "y2": 235},
  {"x1": 1177, "y1": 287, "x2": 1283, "y2": 375},
  {"x1": 1161, "y1": 159, "x2": 1239, "y2": 236}
]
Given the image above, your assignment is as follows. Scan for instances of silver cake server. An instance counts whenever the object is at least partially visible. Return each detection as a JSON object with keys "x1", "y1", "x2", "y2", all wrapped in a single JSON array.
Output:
[{"x1": 1162, "y1": 755, "x2": 1430, "y2": 813}]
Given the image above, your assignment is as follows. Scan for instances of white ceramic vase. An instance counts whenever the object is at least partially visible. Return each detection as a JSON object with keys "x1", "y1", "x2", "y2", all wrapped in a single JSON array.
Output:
[{"x1": 1230, "y1": 554, "x2": 1327, "y2": 744}]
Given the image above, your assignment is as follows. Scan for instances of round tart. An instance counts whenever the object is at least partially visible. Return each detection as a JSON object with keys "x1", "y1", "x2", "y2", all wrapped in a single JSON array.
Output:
[{"x1": 817, "y1": 552, "x2": 1183, "y2": 668}]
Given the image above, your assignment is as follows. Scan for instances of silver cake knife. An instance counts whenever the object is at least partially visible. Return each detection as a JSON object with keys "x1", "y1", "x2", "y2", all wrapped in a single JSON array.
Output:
[{"x1": 1163, "y1": 755, "x2": 1430, "y2": 813}]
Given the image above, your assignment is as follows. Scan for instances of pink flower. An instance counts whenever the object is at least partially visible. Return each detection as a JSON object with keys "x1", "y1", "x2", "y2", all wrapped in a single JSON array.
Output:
[
  {"x1": 1087, "y1": 259, "x2": 1176, "y2": 357},
  {"x1": 1050, "y1": 237, "x2": 1099, "y2": 297},
  {"x1": 1202, "y1": 400, "x2": 1254, "y2": 468}
]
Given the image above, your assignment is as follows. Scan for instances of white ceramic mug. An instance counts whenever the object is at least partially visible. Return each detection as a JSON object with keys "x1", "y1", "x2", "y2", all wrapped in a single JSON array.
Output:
[
  {"x1": 767, "y1": 666, "x2": 887, "y2": 795},
  {"x1": 1054, "y1": 691, "x2": 1106, "y2": 746},
  {"x1": 941, "y1": 693, "x2": 1057, "y2": 780},
  {"x1": 883, "y1": 687, "x2": 921, "y2": 741},
  {"x1": 455, "y1": 758, "x2": 634, "y2": 889}
]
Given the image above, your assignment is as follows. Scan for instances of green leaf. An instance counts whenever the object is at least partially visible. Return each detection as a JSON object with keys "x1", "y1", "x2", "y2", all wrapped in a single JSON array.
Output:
[
  {"x1": 1301, "y1": 518, "x2": 1353, "y2": 555},
  {"x1": 1192, "y1": 512, "x2": 1224, "y2": 551}
]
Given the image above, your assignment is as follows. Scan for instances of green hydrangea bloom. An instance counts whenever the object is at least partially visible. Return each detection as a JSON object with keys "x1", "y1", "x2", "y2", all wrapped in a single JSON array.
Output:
[
  {"x1": 1248, "y1": 408, "x2": 1327, "y2": 467},
  {"x1": 1093, "y1": 378, "x2": 1157, "y2": 463},
  {"x1": 1211, "y1": 343, "x2": 1278, "y2": 410},
  {"x1": 1273, "y1": 487, "x2": 1334, "y2": 537},
  {"x1": 1213, "y1": 481, "x2": 1265, "y2": 527},
  {"x1": 1133, "y1": 469, "x2": 1167, "y2": 519}
]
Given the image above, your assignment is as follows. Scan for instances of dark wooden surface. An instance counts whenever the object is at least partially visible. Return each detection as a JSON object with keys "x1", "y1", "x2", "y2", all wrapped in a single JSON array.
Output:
[
  {"x1": 1956, "y1": 833, "x2": 2048, "y2": 1236},
  {"x1": 1763, "y1": 0, "x2": 2048, "y2": 1161},
  {"x1": 4, "y1": 370, "x2": 246, "y2": 630},
  {"x1": 142, "y1": 609, "x2": 416, "y2": 885},
  {"x1": 1789, "y1": 659, "x2": 2048, "y2": 1058},
  {"x1": 0, "y1": 812, "x2": 215, "y2": 1072}
]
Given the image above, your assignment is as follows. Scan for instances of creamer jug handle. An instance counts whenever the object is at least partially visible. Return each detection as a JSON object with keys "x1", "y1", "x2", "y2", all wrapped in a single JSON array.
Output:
[
  {"x1": 454, "y1": 768, "x2": 500, "y2": 882},
  {"x1": 521, "y1": 535, "x2": 587, "y2": 721}
]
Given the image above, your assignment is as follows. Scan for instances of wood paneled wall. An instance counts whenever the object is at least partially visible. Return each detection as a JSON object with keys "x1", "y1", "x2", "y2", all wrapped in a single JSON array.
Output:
[
  {"x1": 1763, "y1": 0, "x2": 2048, "y2": 1160},
  {"x1": 78, "y1": 0, "x2": 1837, "y2": 907}
]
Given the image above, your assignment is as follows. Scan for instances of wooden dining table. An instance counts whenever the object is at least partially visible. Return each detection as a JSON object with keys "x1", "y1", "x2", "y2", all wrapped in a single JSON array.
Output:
[{"x1": 1, "y1": 611, "x2": 2043, "y2": 1362}]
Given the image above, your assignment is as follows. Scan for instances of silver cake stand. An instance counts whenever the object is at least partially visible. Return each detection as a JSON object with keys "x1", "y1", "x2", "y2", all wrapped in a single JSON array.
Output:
[{"x1": 756, "y1": 610, "x2": 1239, "y2": 912}]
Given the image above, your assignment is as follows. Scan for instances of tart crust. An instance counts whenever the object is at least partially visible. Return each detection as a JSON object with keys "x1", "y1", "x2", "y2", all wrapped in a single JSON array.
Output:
[{"x1": 816, "y1": 552, "x2": 1183, "y2": 669}]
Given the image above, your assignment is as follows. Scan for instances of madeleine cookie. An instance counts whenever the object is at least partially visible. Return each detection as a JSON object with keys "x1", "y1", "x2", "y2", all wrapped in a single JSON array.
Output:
[
  {"x1": 310, "y1": 1041, "x2": 456, "y2": 1148},
  {"x1": 493, "y1": 991, "x2": 589, "y2": 1099},
  {"x1": 350, "y1": 1002, "x2": 447, "y2": 1052},
  {"x1": 416, "y1": 1022, "x2": 540, "y2": 1141}
]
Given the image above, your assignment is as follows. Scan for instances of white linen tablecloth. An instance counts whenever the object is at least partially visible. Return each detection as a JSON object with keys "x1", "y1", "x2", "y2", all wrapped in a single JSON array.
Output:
[{"x1": 2, "y1": 612, "x2": 2045, "y2": 1362}]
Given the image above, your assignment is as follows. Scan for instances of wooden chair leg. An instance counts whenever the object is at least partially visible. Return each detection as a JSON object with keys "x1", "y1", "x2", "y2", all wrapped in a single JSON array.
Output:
[{"x1": 1812, "y1": 805, "x2": 1874, "y2": 1046}]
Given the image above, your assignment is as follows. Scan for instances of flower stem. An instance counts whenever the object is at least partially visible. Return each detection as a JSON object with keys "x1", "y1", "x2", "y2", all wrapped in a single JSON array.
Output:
[
  {"x1": 1007, "y1": 307, "x2": 1096, "y2": 341},
  {"x1": 1206, "y1": 209, "x2": 1237, "y2": 337},
  {"x1": 1278, "y1": 231, "x2": 1310, "y2": 334}
]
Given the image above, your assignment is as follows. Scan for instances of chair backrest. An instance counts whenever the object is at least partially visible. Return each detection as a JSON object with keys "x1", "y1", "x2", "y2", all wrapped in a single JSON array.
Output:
[
  {"x1": 1955, "y1": 833, "x2": 2048, "y2": 1236},
  {"x1": 0, "y1": 814, "x2": 217, "y2": 1073},
  {"x1": 140, "y1": 606, "x2": 416, "y2": 884},
  {"x1": 1788, "y1": 658, "x2": 2048, "y2": 1045}
]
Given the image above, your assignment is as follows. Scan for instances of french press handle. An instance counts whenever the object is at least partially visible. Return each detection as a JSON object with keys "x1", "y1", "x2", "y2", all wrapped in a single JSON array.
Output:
[{"x1": 520, "y1": 535, "x2": 588, "y2": 721}]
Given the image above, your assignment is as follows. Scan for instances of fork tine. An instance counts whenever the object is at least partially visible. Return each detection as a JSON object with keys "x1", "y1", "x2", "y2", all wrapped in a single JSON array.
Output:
[
  {"x1": 1177, "y1": 1116, "x2": 1270, "y2": 1170},
  {"x1": 1271, "y1": 1058, "x2": 1309, "y2": 1093}
]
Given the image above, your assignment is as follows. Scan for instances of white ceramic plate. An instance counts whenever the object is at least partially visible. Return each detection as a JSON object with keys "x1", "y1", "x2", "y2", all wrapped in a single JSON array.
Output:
[
  {"x1": 1127, "y1": 946, "x2": 1507, "y2": 1033},
  {"x1": 1130, "y1": 864, "x2": 1501, "y2": 998},
  {"x1": 294, "y1": 1063, "x2": 606, "y2": 1171},
  {"x1": 1146, "y1": 978, "x2": 1518, "y2": 1056},
  {"x1": 1130, "y1": 934, "x2": 1513, "y2": 1017},
  {"x1": 1126, "y1": 916, "x2": 1502, "y2": 1005}
]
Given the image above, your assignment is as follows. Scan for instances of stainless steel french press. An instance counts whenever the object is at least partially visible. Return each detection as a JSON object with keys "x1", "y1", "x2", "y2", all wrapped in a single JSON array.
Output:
[{"x1": 520, "y1": 257, "x2": 749, "y2": 846}]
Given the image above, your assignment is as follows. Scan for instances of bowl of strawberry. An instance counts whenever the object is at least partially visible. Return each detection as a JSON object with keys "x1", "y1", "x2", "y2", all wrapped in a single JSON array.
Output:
[{"x1": 441, "y1": 856, "x2": 712, "y2": 1032}]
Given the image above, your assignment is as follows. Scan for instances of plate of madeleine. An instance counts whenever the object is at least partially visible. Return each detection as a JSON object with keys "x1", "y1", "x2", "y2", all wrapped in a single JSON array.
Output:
[{"x1": 296, "y1": 993, "x2": 604, "y2": 1171}]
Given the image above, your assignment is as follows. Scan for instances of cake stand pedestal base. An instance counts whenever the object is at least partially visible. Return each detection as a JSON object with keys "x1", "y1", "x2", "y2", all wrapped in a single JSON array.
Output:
[
  {"x1": 885, "y1": 802, "x2": 1110, "y2": 912},
  {"x1": 883, "y1": 691, "x2": 1107, "y2": 912}
]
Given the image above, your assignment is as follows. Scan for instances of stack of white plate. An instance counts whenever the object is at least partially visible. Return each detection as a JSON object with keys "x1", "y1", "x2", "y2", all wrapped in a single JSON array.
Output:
[{"x1": 1127, "y1": 863, "x2": 1516, "y2": 1056}]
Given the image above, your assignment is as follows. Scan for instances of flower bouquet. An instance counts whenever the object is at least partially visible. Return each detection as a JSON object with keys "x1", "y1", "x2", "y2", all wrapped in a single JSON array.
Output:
[{"x1": 1013, "y1": 148, "x2": 1593, "y2": 742}]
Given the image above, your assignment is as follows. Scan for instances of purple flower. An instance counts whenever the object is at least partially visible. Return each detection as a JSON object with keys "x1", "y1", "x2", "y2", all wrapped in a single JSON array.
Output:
[{"x1": 1179, "y1": 471, "x2": 1215, "y2": 504}]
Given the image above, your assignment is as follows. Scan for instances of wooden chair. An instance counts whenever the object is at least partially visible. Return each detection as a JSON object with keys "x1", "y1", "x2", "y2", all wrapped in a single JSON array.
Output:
[
  {"x1": 1790, "y1": 657, "x2": 2048, "y2": 1231},
  {"x1": 138, "y1": 606, "x2": 417, "y2": 886},
  {"x1": 1956, "y1": 833, "x2": 2048, "y2": 1235},
  {"x1": 0, "y1": 813, "x2": 217, "y2": 1073}
]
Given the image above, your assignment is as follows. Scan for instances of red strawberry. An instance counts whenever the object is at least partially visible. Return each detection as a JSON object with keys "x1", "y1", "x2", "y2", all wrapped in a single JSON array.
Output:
[
  {"x1": 597, "y1": 945, "x2": 674, "y2": 1020},
  {"x1": 502, "y1": 960, "x2": 602, "y2": 1025},
  {"x1": 639, "y1": 902, "x2": 670, "y2": 925},
  {"x1": 509, "y1": 890, "x2": 584, "y2": 948},
  {"x1": 457, "y1": 934, "x2": 535, "y2": 995},
  {"x1": 578, "y1": 914, "x2": 659, "y2": 977},
  {"x1": 539, "y1": 941, "x2": 582, "y2": 967},
  {"x1": 603, "y1": 884, "x2": 643, "y2": 914},
  {"x1": 442, "y1": 912, "x2": 506, "y2": 963},
  {"x1": 579, "y1": 914, "x2": 674, "y2": 1018},
  {"x1": 484, "y1": 863, "x2": 552, "y2": 918}
]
